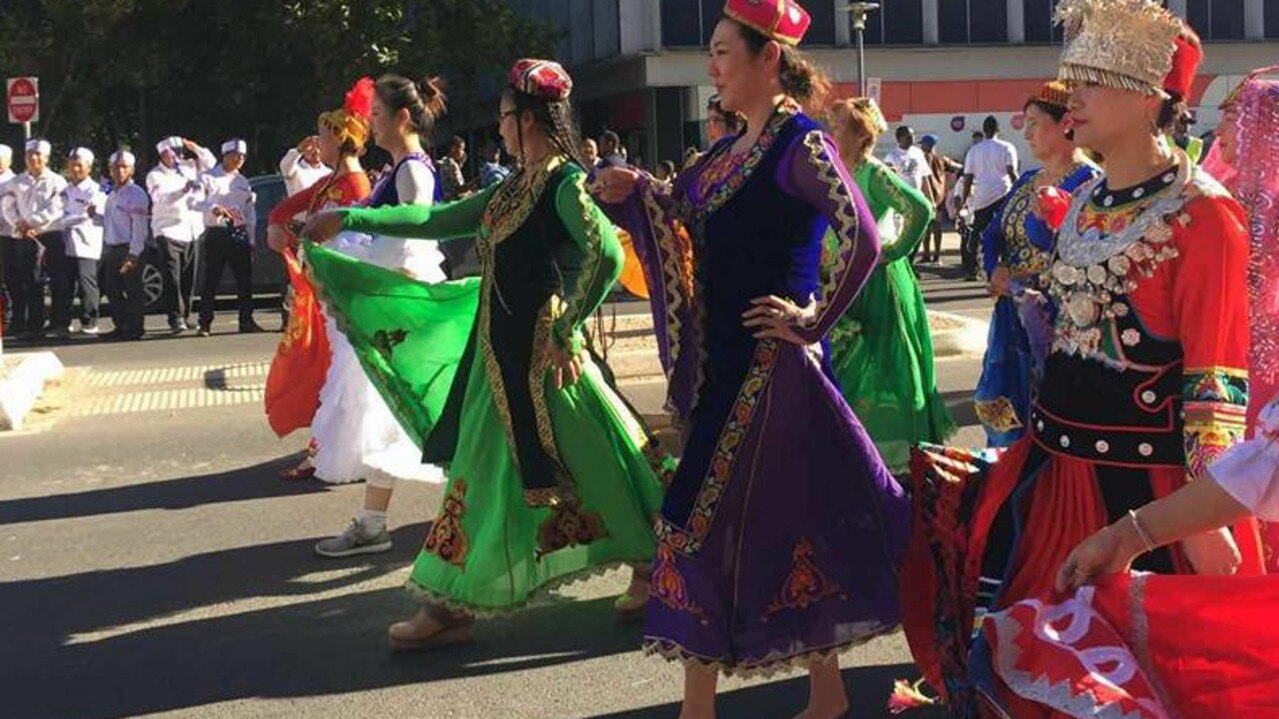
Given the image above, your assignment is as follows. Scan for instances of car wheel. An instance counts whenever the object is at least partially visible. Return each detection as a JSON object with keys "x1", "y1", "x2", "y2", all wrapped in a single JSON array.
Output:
[{"x1": 142, "y1": 263, "x2": 165, "y2": 309}]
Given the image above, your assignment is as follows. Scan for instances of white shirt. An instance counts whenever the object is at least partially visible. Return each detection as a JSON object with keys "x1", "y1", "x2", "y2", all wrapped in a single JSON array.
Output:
[
  {"x1": 0, "y1": 168, "x2": 15, "y2": 236},
  {"x1": 964, "y1": 137, "x2": 1019, "y2": 210},
  {"x1": 1209, "y1": 398, "x2": 1279, "y2": 521},
  {"x1": 2, "y1": 169, "x2": 67, "y2": 235},
  {"x1": 60, "y1": 177, "x2": 107, "y2": 260},
  {"x1": 104, "y1": 181, "x2": 150, "y2": 256},
  {"x1": 279, "y1": 148, "x2": 330, "y2": 197},
  {"x1": 365, "y1": 158, "x2": 445, "y2": 282},
  {"x1": 146, "y1": 147, "x2": 216, "y2": 242},
  {"x1": 885, "y1": 145, "x2": 931, "y2": 191},
  {"x1": 198, "y1": 165, "x2": 257, "y2": 245}
]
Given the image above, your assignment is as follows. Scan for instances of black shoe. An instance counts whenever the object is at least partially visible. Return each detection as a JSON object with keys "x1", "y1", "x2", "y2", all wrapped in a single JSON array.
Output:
[
  {"x1": 197, "y1": 325, "x2": 212, "y2": 337},
  {"x1": 239, "y1": 322, "x2": 265, "y2": 334}
]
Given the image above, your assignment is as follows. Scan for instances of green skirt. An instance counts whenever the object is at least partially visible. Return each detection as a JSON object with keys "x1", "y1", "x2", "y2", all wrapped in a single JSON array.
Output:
[
  {"x1": 408, "y1": 355, "x2": 666, "y2": 613},
  {"x1": 829, "y1": 258, "x2": 955, "y2": 473}
]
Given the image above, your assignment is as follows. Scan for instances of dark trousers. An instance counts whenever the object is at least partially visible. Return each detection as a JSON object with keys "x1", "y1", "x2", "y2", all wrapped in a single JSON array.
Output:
[
  {"x1": 0, "y1": 235, "x2": 10, "y2": 331},
  {"x1": 199, "y1": 227, "x2": 254, "y2": 328},
  {"x1": 4, "y1": 236, "x2": 40, "y2": 334},
  {"x1": 158, "y1": 235, "x2": 199, "y2": 324},
  {"x1": 67, "y1": 256, "x2": 101, "y2": 327},
  {"x1": 37, "y1": 232, "x2": 72, "y2": 332},
  {"x1": 962, "y1": 202, "x2": 999, "y2": 280},
  {"x1": 924, "y1": 213, "x2": 944, "y2": 262},
  {"x1": 101, "y1": 245, "x2": 145, "y2": 337}
]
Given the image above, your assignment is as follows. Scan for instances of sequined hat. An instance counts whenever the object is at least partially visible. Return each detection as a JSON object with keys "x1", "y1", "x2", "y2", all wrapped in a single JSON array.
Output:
[
  {"x1": 509, "y1": 59, "x2": 573, "y2": 102},
  {"x1": 723, "y1": 0, "x2": 811, "y2": 46},
  {"x1": 320, "y1": 77, "x2": 374, "y2": 151},
  {"x1": 1055, "y1": 0, "x2": 1185, "y2": 96},
  {"x1": 1029, "y1": 80, "x2": 1072, "y2": 110}
]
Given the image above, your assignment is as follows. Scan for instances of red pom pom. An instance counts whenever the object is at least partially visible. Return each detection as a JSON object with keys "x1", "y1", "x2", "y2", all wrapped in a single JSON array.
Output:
[
  {"x1": 344, "y1": 77, "x2": 375, "y2": 120},
  {"x1": 1037, "y1": 186, "x2": 1071, "y2": 231}
]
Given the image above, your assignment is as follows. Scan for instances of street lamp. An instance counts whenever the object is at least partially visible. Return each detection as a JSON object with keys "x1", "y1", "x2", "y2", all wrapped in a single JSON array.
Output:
[{"x1": 842, "y1": 2, "x2": 880, "y2": 97}]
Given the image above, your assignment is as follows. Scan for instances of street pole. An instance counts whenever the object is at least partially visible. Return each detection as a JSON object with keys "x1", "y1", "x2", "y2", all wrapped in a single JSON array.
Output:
[
  {"x1": 843, "y1": 2, "x2": 880, "y2": 97},
  {"x1": 23, "y1": 121, "x2": 30, "y2": 140}
]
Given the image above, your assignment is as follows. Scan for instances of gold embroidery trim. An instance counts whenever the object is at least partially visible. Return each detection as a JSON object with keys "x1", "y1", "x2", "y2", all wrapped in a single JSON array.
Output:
[{"x1": 798, "y1": 130, "x2": 861, "y2": 332}]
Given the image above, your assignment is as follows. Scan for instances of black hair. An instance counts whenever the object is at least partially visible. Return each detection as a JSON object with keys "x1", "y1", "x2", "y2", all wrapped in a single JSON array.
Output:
[
  {"x1": 1023, "y1": 98, "x2": 1068, "y2": 124},
  {"x1": 983, "y1": 115, "x2": 1000, "y2": 137},
  {"x1": 501, "y1": 87, "x2": 590, "y2": 171},
  {"x1": 735, "y1": 22, "x2": 830, "y2": 109},
  {"x1": 375, "y1": 74, "x2": 447, "y2": 136},
  {"x1": 447, "y1": 135, "x2": 465, "y2": 152},
  {"x1": 895, "y1": 125, "x2": 913, "y2": 139},
  {"x1": 600, "y1": 130, "x2": 620, "y2": 148},
  {"x1": 1156, "y1": 94, "x2": 1188, "y2": 134}
]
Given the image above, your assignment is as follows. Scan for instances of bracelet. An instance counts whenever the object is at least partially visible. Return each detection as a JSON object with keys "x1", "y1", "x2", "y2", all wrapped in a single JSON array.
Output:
[{"x1": 1127, "y1": 509, "x2": 1157, "y2": 553}]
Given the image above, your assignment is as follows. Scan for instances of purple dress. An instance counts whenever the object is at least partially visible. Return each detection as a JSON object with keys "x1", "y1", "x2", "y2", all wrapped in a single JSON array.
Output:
[{"x1": 602, "y1": 103, "x2": 910, "y2": 676}]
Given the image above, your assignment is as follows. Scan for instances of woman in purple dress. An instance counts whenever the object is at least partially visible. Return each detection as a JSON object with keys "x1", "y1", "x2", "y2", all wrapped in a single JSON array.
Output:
[{"x1": 595, "y1": 1, "x2": 909, "y2": 716}]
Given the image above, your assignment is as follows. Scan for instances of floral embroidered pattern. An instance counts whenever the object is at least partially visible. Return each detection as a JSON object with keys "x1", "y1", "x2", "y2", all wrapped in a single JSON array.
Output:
[
  {"x1": 370, "y1": 328, "x2": 408, "y2": 361},
  {"x1": 974, "y1": 396, "x2": 1024, "y2": 434},
  {"x1": 535, "y1": 496, "x2": 607, "y2": 557},
  {"x1": 656, "y1": 340, "x2": 780, "y2": 556},
  {"x1": 526, "y1": 294, "x2": 576, "y2": 506},
  {"x1": 423, "y1": 478, "x2": 470, "y2": 567},
  {"x1": 650, "y1": 543, "x2": 709, "y2": 624},
  {"x1": 761, "y1": 537, "x2": 848, "y2": 622},
  {"x1": 1183, "y1": 367, "x2": 1248, "y2": 481}
]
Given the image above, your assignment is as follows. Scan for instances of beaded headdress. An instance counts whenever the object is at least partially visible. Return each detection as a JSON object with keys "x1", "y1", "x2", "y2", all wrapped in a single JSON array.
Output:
[
  {"x1": 320, "y1": 77, "x2": 374, "y2": 150},
  {"x1": 1055, "y1": 0, "x2": 1184, "y2": 96}
]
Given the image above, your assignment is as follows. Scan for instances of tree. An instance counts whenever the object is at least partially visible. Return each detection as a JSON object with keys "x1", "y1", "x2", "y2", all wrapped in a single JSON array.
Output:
[{"x1": 0, "y1": 0, "x2": 556, "y2": 174}]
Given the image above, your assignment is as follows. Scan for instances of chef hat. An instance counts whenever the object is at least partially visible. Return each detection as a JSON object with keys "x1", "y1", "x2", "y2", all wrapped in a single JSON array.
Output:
[
  {"x1": 0, "y1": 144, "x2": 12, "y2": 162},
  {"x1": 68, "y1": 147, "x2": 95, "y2": 165},
  {"x1": 221, "y1": 139, "x2": 247, "y2": 155},
  {"x1": 155, "y1": 136, "x2": 183, "y2": 156},
  {"x1": 25, "y1": 139, "x2": 52, "y2": 156},
  {"x1": 110, "y1": 150, "x2": 136, "y2": 166}
]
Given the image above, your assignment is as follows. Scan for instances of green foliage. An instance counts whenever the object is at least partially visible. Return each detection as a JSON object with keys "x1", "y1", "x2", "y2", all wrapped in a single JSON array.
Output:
[{"x1": 0, "y1": 0, "x2": 555, "y2": 174}]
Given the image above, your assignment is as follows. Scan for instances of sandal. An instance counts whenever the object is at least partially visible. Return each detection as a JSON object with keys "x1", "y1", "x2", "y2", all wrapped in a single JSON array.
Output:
[{"x1": 279, "y1": 464, "x2": 316, "y2": 481}]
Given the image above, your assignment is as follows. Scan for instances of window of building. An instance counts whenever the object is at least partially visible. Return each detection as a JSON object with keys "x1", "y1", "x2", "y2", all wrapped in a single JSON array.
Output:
[
  {"x1": 937, "y1": 0, "x2": 1008, "y2": 43},
  {"x1": 1185, "y1": 0, "x2": 1246, "y2": 40},
  {"x1": 865, "y1": 0, "x2": 924, "y2": 45},
  {"x1": 1268, "y1": 0, "x2": 1279, "y2": 37},
  {"x1": 700, "y1": 0, "x2": 721, "y2": 44},
  {"x1": 661, "y1": 0, "x2": 702, "y2": 47},
  {"x1": 1024, "y1": 0, "x2": 1063, "y2": 43}
]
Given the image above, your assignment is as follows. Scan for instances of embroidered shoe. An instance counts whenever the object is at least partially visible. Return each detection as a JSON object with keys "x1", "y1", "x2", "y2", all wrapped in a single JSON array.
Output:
[{"x1": 314, "y1": 519, "x2": 392, "y2": 558}]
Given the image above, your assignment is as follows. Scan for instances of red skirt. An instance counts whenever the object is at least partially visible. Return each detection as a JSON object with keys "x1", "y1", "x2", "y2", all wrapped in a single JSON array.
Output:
[{"x1": 900, "y1": 439, "x2": 1265, "y2": 718}]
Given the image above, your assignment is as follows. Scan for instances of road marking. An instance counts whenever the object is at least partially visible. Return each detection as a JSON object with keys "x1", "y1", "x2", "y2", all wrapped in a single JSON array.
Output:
[{"x1": 85, "y1": 361, "x2": 271, "y2": 388}]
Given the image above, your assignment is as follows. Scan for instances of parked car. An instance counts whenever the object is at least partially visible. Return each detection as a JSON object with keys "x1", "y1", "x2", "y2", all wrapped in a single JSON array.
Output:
[{"x1": 137, "y1": 174, "x2": 288, "y2": 310}]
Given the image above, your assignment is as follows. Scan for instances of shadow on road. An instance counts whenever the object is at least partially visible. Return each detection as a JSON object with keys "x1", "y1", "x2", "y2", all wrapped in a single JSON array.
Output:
[
  {"x1": 0, "y1": 457, "x2": 330, "y2": 525},
  {"x1": 941, "y1": 389, "x2": 977, "y2": 428},
  {"x1": 590, "y1": 662, "x2": 947, "y2": 719}
]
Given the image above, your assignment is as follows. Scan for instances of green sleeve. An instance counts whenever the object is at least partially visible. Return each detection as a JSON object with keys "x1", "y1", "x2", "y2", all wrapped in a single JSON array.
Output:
[
  {"x1": 867, "y1": 162, "x2": 935, "y2": 263},
  {"x1": 551, "y1": 169, "x2": 624, "y2": 350},
  {"x1": 339, "y1": 185, "x2": 497, "y2": 242}
]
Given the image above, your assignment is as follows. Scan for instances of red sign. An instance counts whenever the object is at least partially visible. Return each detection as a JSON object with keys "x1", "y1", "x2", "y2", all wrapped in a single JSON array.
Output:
[{"x1": 7, "y1": 77, "x2": 39, "y2": 124}]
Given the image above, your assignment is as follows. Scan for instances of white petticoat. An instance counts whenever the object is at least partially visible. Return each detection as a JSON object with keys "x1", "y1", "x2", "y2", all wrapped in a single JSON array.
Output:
[{"x1": 309, "y1": 231, "x2": 448, "y2": 485}]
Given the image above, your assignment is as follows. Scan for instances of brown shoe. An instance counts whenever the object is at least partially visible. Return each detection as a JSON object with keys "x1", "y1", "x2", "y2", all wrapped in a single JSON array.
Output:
[{"x1": 388, "y1": 605, "x2": 475, "y2": 652}]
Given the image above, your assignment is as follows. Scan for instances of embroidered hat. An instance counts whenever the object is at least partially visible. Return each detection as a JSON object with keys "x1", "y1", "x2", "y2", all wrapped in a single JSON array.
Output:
[
  {"x1": 1163, "y1": 29, "x2": 1203, "y2": 99},
  {"x1": 509, "y1": 59, "x2": 573, "y2": 102},
  {"x1": 723, "y1": 0, "x2": 812, "y2": 46},
  {"x1": 221, "y1": 139, "x2": 247, "y2": 155},
  {"x1": 68, "y1": 147, "x2": 94, "y2": 165},
  {"x1": 25, "y1": 139, "x2": 51, "y2": 156},
  {"x1": 110, "y1": 150, "x2": 136, "y2": 166},
  {"x1": 1029, "y1": 80, "x2": 1072, "y2": 110},
  {"x1": 1055, "y1": 0, "x2": 1184, "y2": 96}
]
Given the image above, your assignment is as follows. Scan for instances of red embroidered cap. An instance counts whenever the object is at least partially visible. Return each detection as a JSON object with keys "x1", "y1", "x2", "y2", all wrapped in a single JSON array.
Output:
[
  {"x1": 509, "y1": 59, "x2": 573, "y2": 102},
  {"x1": 1162, "y1": 31, "x2": 1202, "y2": 99},
  {"x1": 723, "y1": 0, "x2": 811, "y2": 46}
]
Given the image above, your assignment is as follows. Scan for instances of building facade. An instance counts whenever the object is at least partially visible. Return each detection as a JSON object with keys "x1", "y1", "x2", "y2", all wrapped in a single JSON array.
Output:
[{"x1": 508, "y1": 0, "x2": 1279, "y2": 166}]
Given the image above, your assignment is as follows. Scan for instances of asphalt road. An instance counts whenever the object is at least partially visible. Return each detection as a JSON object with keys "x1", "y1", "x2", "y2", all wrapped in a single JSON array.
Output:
[{"x1": 1, "y1": 242, "x2": 989, "y2": 719}]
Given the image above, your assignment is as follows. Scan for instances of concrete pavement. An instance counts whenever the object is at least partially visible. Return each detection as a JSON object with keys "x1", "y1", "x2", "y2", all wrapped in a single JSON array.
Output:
[{"x1": 1, "y1": 242, "x2": 992, "y2": 719}]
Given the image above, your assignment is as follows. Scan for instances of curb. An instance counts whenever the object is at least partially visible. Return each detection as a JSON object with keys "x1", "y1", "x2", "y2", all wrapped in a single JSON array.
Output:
[{"x1": 0, "y1": 352, "x2": 65, "y2": 431}]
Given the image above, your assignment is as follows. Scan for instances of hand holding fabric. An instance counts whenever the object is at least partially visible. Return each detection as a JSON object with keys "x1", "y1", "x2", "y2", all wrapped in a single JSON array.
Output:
[{"x1": 301, "y1": 210, "x2": 345, "y2": 243}]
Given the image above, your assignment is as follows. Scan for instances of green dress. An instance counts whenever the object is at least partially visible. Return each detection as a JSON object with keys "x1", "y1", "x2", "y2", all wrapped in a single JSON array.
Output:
[
  {"x1": 307, "y1": 156, "x2": 667, "y2": 615},
  {"x1": 826, "y1": 157, "x2": 955, "y2": 473}
]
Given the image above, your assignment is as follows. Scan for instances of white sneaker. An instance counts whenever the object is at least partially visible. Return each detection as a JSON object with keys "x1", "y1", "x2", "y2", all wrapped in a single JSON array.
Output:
[{"x1": 314, "y1": 519, "x2": 392, "y2": 558}]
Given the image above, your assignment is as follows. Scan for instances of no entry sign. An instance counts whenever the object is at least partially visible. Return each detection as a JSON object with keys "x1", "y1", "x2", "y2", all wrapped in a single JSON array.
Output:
[{"x1": 7, "y1": 77, "x2": 39, "y2": 124}]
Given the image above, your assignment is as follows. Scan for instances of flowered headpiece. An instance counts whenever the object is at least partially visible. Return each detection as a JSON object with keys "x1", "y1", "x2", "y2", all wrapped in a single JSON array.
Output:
[
  {"x1": 723, "y1": 0, "x2": 811, "y2": 46},
  {"x1": 1029, "y1": 80, "x2": 1071, "y2": 111},
  {"x1": 509, "y1": 59, "x2": 573, "y2": 102},
  {"x1": 320, "y1": 76, "x2": 375, "y2": 150}
]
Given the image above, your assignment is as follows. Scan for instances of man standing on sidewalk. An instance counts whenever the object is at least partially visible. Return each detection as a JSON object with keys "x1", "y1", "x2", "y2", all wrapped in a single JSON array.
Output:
[
  {"x1": 146, "y1": 136, "x2": 215, "y2": 333},
  {"x1": 101, "y1": 150, "x2": 149, "y2": 340},
  {"x1": 918, "y1": 134, "x2": 963, "y2": 265},
  {"x1": 278, "y1": 136, "x2": 328, "y2": 197},
  {"x1": 196, "y1": 139, "x2": 259, "y2": 336},
  {"x1": 60, "y1": 147, "x2": 108, "y2": 335},
  {"x1": 959, "y1": 116, "x2": 1018, "y2": 281},
  {"x1": 6, "y1": 139, "x2": 68, "y2": 339}
]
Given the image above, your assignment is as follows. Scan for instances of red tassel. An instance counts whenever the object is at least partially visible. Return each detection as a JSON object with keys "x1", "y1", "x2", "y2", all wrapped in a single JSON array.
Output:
[{"x1": 887, "y1": 678, "x2": 937, "y2": 714}]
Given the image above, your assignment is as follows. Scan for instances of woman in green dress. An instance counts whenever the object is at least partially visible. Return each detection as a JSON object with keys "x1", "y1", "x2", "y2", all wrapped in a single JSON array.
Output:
[
  {"x1": 825, "y1": 98, "x2": 955, "y2": 473},
  {"x1": 303, "y1": 59, "x2": 666, "y2": 649}
]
